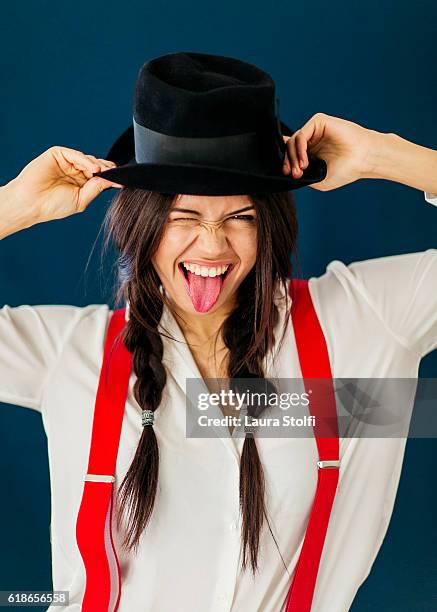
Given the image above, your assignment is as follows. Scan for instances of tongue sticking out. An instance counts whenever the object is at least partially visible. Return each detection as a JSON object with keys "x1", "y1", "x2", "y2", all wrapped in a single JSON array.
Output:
[{"x1": 186, "y1": 270, "x2": 224, "y2": 313}]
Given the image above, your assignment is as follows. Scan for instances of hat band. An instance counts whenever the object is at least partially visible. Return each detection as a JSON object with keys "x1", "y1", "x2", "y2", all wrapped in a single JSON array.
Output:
[{"x1": 133, "y1": 118, "x2": 283, "y2": 173}]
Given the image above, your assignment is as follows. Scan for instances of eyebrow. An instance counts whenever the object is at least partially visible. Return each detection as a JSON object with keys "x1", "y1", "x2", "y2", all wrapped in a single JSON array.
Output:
[{"x1": 170, "y1": 205, "x2": 255, "y2": 216}]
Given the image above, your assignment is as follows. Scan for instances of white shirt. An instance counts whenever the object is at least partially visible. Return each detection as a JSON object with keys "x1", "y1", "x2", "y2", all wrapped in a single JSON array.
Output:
[
  {"x1": 1, "y1": 238, "x2": 436, "y2": 611},
  {"x1": 425, "y1": 192, "x2": 437, "y2": 206}
]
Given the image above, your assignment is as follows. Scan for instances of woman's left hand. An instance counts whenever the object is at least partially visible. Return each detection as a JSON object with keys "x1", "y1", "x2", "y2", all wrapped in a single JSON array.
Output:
[{"x1": 282, "y1": 112, "x2": 381, "y2": 191}]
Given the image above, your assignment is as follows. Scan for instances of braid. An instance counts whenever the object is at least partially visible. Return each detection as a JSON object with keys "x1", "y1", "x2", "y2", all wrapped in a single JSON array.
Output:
[
  {"x1": 223, "y1": 267, "x2": 282, "y2": 575},
  {"x1": 115, "y1": 290, "x2": 167, "y2": 552}
]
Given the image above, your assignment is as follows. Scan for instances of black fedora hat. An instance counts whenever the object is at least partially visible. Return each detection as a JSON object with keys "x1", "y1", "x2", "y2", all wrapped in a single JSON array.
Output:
[{"x1": 94, "y1": 51, "x2": 327, "y2": 195}]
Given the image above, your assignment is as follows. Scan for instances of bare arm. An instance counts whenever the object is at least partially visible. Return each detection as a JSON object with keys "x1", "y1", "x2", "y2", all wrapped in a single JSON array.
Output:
[
  {"x1": 282, "y1": 112, "x2": 437, "y2": 195},
  {"x1": 365, "y1": 132, "x2": 437, "y2": 194},
  {"x1": 0, "y1": 146, "x2": 121, "y2": 239}
]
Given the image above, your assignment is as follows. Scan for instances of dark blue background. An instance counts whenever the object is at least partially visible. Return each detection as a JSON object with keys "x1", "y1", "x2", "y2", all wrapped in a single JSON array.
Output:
[{"x1": 0, "y1": 1, "x2": 436, "y2": 610}]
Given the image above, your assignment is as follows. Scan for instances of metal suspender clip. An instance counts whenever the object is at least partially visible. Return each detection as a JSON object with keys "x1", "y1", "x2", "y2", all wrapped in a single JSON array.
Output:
[
  {"x1": 84, "y1": 473, "x2": 116, "y2": 483},
  {"x1": 317, "y1": 460, "x2": 341, "y2": 469}
]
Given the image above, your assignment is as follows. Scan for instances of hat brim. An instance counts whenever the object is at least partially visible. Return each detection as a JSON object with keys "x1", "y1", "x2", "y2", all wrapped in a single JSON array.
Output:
[{"x1": 93, "y1": 120, "x2": 327, "y2": 195}]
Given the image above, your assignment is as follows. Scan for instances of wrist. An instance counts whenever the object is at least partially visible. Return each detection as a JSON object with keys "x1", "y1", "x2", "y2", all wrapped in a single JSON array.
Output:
[
  {"x1": 0, "y1": 180, "x2": 40, "y2": 239},
  {"x1": 360, "y1": 131, "x2": 437, "y2": 193},
  {"x1": 360, "y1": 131, "x2": 400, "y2": 180}
]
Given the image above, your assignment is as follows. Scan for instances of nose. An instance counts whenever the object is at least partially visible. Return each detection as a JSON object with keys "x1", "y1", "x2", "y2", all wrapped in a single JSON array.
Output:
[{"x1": 196, "y1": 222, "x2": 229, "y2": 255}]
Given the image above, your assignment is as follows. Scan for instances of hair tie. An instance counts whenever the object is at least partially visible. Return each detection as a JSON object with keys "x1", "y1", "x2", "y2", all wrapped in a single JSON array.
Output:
[
  {"x1": 142, "y1": 409, "x2": 154, "y2": 427},
  {"x1": 244, "y1": 416, "x2": 256, "y2": 438}
]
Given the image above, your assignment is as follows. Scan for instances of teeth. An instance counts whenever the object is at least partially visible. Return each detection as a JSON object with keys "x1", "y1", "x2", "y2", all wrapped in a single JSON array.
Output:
[{"x1": 182, "y1": 262, "x2": 230, "y2": 277}]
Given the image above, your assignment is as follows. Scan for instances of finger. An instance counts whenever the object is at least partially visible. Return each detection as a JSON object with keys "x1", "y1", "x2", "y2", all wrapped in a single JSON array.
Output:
[
  {"x1": 287, "y1": 114, "x2": 326, "y2": 172},
  {"x1": 296, "y1": 114, "x2": 324, "y2": 149},
  {"x1": 53, "y1": 147, "x2": 103, "y2": 177},
  {"x1": 86, "y1": 154, "x2": 116, "y2": 167},
  {"x1": 54, "y1": 147, "x2": 117, "y2": 177},
  {"x1": 77, "y1": 177, "x2": 118, "y2": 210},
  {"x1": 295, "y1": 133, "x2": 309, "y2": 169},
  {"x1": 83, "y1": 154, "x2": 117, "y2": 173},
  {"x1": 286, "y1": 137, "x2": 303, "y2": 178},
  {"x1": 96, "y1": 158, "x2": 117, "y2": 169}
]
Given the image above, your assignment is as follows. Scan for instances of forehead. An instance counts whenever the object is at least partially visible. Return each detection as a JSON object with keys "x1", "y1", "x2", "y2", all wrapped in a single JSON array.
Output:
[{"x1": 172, "y1": 194, "x2": 253, "y2": 215}]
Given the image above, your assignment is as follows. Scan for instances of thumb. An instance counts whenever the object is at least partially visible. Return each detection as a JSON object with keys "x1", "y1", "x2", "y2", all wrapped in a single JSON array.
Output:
[{"x1": 77, "y1": 177, "x2": 120, "y2": 211}]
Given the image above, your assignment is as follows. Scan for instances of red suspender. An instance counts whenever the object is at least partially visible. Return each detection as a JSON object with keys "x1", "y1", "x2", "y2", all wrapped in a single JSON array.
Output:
[
  {"x1": 75, "y1": 280, "x2": 339, "y2": 612},
  {"x1": 76, "y1": 309, "x2": 132, "y2": 612},
  {"x1": 285, "y1": 279, "x2": 340, "y2": 611}
]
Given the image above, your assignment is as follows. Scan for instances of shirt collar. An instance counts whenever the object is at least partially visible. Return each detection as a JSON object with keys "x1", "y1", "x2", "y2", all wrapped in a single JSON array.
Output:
[{"x1": 124, "y1": 279, "x2": 292, "y2": 377}]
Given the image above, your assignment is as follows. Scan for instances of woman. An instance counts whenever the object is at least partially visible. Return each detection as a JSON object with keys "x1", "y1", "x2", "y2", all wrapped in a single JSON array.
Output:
[{"x1": 1, "y1": 52, "x2": 436, "y2": 612}]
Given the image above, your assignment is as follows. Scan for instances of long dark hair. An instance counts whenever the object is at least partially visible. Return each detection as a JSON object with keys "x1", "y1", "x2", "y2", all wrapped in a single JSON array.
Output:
[{"x1": 102, "y1": 187, "x2": 298, "y2": 574}]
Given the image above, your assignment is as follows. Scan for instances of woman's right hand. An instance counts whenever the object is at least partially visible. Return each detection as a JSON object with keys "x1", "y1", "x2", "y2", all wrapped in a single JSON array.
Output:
[{"x1": 1, "y1": 146, "x2": 121, "y2": 237}]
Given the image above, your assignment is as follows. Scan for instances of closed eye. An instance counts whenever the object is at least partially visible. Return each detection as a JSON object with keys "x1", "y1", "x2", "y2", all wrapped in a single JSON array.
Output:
[
  {"x1": 169, "y1": 215, "x2": 256, "y2": 222},
  {"x1": 226, "y1": 214, "x2": 256, "y2": 221}
]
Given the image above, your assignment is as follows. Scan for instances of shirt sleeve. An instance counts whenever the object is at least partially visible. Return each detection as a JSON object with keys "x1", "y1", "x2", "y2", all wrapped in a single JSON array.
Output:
[
  {"x1": 425, "y1": 192, "x2": 437, "y2": 206},
  {"x1": 0, "y1": 304, "x2": 82, "y2": 412},
  {"x1": 333, "y1": 249, "x2": 437, "y2": 358}
]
